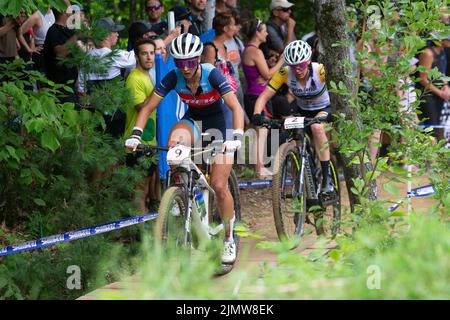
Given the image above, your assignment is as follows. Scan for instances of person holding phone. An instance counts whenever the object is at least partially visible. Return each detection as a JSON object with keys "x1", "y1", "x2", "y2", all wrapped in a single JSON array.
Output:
[{"x1": 170, "y1": 5, "x2": 192, "y2": 34}]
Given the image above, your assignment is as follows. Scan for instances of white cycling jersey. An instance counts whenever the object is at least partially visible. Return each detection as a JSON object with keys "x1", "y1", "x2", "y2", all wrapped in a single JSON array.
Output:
[{"x1": 268, "y1": 62, "x2": 330, "y2": 111}]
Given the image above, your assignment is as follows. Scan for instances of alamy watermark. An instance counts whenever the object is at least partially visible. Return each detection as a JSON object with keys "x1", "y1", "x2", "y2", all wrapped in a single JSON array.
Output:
[
  {"x1": 66, "y1": 5, "x2": 83, "y2": 30},
  {"x1": 67, "y1": 265, "x2": 81, "y2": 290},
  {"x1": 366, "y1": 265, "x2": 381, "y2": 290}
]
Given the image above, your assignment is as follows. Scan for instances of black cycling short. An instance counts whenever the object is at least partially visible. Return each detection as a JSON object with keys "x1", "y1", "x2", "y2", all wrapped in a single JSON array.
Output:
[
  {"x1": 274, "y1": 100, "x2": 332, "y2": 121},
  {"x1": 181, "y1": 109, "x2": 232, "y2": 142}
]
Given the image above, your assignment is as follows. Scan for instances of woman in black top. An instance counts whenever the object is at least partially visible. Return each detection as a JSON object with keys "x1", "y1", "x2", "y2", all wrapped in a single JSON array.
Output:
[{"x1": 417, "y1": 35, "x2": 450, "y2": 139}]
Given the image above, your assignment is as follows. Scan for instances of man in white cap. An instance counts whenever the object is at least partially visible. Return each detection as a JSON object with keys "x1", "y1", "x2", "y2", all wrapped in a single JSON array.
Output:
[
  {"x1": 78, "y1": 17, "x2": 135, "y2": 137},
  {"x1": 266, "y1": 0, "x2": 296, "y2": 54}
]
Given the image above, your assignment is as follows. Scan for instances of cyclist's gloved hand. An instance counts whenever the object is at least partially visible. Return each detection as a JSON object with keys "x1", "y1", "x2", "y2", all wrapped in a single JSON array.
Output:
[
  {"x1": 251, "y1": 113, "x2": 263, "y2": 126},
  {"x1": 125, "y1": 127, "x2": 143, "y2": 151},
  {"x1": 223, "y1": 129, "x2": 243, "y2": 154}
]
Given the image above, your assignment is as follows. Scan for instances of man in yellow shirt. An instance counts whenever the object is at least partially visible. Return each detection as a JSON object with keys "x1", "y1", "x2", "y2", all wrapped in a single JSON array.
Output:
[{"x1": 125, "y1": 38, "x2": 159, "y2": 213}]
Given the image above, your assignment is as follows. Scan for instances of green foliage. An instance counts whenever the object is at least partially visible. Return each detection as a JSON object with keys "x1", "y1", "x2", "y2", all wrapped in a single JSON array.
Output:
[
  {"x1": 0, "y1": 0, "x2": 67, "y2": 16},
  {"x1": 330, "y1": 0, "x2": 449, "y2": 211},
  {"x1": 84, "y1": 0, "x2": 450, "y2": 300},
  {"x1": 1, "y1": 0, "x2": 449, "y2": 301},
  {"x1": 0, "y1": 48, "x2": 144, "y2": 299}
]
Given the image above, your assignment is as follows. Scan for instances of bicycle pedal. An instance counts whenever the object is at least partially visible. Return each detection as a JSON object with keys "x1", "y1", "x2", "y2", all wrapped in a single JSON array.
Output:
[{"x1": 319, "y1": 191, "x2": 338, "y2": 206}]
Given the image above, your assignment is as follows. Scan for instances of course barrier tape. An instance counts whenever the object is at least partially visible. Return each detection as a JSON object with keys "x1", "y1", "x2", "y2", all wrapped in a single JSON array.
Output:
[
  {"x1": 241, "y1": 179, "x2": 442, "y2": 213},
  {"x1": 0, "y1": 213, "x2": 158, "y2": 257},
  {"x1": 388, "y1": 180, "x2": 449, "y2": 212},
  {"x1": 391, "y1": 124, "x2": 450, "y2": 129},
  {"x1": 0, "y1": 178, "x2": 446, "y2": 257},
  {"x1": 0, "y1": 179, "x2": 283, "y2": 257},
  {"x1": 238, "y1": 179, "x2": 294, "y2": 188},
  {"x1": 422, "y1": 124, "x2": 450, "y2": 129},
  {"x1": 239, "y1": 180, "x2": 272, "y2": 187}
]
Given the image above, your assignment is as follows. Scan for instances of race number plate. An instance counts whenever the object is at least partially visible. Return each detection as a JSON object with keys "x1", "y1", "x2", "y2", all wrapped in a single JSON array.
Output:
[
  {"x1": 284, "y1": 117, "x2": 305, "y2": 129},
  {"x1": 167, "y1": 145, "x2": 191, "y2": 165}
]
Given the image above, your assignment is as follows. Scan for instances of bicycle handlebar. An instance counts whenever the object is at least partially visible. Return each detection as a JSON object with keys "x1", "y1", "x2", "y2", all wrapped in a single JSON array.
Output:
[
  {"x1": 135, "y1": 144, "x2": 169, "y2": 156},
  {"x1": 135, "y1": 139, "x2": 238, "y2": 157},
  {"x1": 259, "y1": 115, "x2": 328, "y2": 129}
]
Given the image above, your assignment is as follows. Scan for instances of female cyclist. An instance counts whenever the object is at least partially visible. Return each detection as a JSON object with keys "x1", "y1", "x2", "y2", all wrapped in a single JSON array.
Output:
[
  {"x1": 125, "y1": 33, "x2": 244, "y2": 264},
  {"x1": 252, "y1": 40, "x2": 335, "y2": 197}
]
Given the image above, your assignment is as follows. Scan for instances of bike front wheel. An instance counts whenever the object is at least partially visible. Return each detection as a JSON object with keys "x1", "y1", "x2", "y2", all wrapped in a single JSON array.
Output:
[
  {"x1": 272, "y1": 142, "x2": 306, "y2": 244},
  {"x1": 155, "y1": 186, "x2": 189, "y2": 248}
]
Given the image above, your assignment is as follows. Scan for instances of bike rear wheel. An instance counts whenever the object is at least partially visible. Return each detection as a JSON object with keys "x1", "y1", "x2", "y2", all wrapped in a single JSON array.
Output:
[
  {"x1": 155, "y1": 186, "x2": 189, "y2": 248},
  {"x1": 272, "y1": 142, "x2": 306, "y2": 244}
]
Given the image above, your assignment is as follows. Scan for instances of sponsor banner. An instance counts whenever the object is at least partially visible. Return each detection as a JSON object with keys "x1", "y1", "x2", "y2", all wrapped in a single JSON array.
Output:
[{"x1": 0, "y1": 213, "x2": 158, "y2": 257}]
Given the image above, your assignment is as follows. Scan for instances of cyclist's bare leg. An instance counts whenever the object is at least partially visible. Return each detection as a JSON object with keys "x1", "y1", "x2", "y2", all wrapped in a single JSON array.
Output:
[
  {"x1": 137, "y1": 176, "x2": 151, "y2": 213},
  {"x1": 311, "y1": 121, "x2": 335, "y2": 196},
  {"x1": 311, "y1": 123, "x2": 330, "y2": 161},
  {"x1": 256, "y1": 127, "x2": 270, "y2": 178},
  {"x1": 210, "y1": 157, "x2": 234, "y2": 240},
  {"x1": 167, "y1": 122, "x2": 195, "y2": 182},
  {"x1": 167, "y1": 122, "x2": 195, "y2": 147},
  {"x1": 148, "y1": 169, "x2": 161, "y2": 203}
]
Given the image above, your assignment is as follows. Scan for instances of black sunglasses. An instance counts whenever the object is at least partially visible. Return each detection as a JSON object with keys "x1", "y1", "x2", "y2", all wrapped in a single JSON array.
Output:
[
  {"x1": 277, "y1": 7, "x2": 292, "y2": 13},
  {"x1": 147, "y1": 4, "x2": 162, "y2": 11}
]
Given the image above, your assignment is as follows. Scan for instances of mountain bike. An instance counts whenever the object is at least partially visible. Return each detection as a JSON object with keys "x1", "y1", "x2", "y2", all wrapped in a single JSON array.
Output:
[
  {"x1": 136, "y1": 139, "x2": 241, "y2": 274},
  {"x1": 260, "y1": 115, "x2": 341, "y2": 243}
]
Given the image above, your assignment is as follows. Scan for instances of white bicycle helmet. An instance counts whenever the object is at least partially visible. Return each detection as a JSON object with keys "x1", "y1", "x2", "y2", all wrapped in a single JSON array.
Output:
[
  {"x1": 170, "y1": 33, "x2": 203, "y2": 59},
  {"x1": 284, "y1": 40, "x2": 312, "y2": 65}
]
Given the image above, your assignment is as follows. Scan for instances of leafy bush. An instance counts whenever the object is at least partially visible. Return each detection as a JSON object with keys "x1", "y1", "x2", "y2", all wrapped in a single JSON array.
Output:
[{"x1": 0, "y1": 59, "x2": 145, "y2": 299}]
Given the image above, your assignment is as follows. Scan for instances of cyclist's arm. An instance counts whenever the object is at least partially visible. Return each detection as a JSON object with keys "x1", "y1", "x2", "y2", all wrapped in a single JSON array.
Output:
[
  {"x1": 134, "y1": 70, "x2": 176, "y2": 129},
  {"x1": 125, "y1": 74, "x2": 154, "y2": 112},
  {"x1": 134, "y1": 93, "x2": 162, "y2": 129},
  {"x1": 253, "y1": 87, "x2": 277, "y2": 115},
  {"x1": 222, "y1": 92, "x2": 244, "y2": 131},
  {"x1": 254, "y1": 67, "x2": 287, "y2": 115}
]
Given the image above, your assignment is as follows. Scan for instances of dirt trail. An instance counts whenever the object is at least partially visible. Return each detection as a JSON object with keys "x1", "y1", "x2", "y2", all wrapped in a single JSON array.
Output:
[{"x1": 78, "y1": 173, "x2": 437, "y2": 300}]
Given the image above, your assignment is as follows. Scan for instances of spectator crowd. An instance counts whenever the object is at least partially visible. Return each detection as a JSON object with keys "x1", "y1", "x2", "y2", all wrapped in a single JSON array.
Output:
[{"x1": 1, "y1": 0, "x2": 449, "y2": 208}]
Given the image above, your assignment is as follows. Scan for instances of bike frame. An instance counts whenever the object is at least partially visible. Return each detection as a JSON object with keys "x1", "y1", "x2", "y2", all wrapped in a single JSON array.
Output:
[
  {"x1": 287, "y1": 129, "x2": 320, "y2": 203},
  {"x1": 165, "y1": 141, "x2": 225, "y2": 246}
]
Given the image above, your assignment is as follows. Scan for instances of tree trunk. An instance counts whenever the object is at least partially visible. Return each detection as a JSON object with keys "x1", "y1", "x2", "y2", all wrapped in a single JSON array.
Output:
[
  {"x1": 313, "y1": 0, "x2": 377, "y2": 210},
  {"x1": 85, "y1": 0, "x2": 91, "y2": 14},
  {"x1": 203, "y1": 0, "x2": 216, "y2": 31},
  {"x1": 141, "y1": 0, "x2": 146, "y2": 20},
  {"x1": 129, "y1": 0, "x2": 138, "y2": 23}
]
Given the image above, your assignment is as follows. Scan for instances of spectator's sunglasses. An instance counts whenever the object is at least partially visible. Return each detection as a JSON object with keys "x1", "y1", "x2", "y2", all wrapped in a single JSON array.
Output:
[
  {"x1": 289, "y1": 60, "x2": 311, "y2": 72},
  {"x1": 174, "y1": 58, "x2": 199, "y2": 69},
  {"x1": 277, "y1": 7, "x2": 292, "y2": 13},
  {"x1": 147, "y1": 4, "x2": 162, "y2": 11}
]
